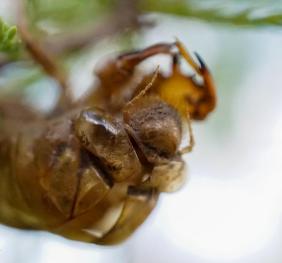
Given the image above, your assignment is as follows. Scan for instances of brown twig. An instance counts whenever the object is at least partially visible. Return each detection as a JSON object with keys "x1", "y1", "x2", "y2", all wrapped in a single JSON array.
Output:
[
  {"x1": 17, "y1": 0, "x2": 72, "y2": 111},
  {"x1": 5, "y1": 0, "x2": 147, "y2": 113}
]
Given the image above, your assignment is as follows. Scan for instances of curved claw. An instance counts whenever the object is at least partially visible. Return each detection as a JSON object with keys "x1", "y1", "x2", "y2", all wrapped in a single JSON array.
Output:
[
  {"x1": 194, "y1": 52, "x2": 216, "y2": 118},
  {"x1": 194, "y1": 52, "x2": 207, "y2": 72},
  {"x1": 174, "y1": 39, "x2": 217, "y2": 120}
]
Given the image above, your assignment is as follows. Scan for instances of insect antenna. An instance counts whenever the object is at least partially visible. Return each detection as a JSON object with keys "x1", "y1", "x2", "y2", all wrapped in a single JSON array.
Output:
[{"x1": 123, "y1": 66, "x2": 160, "y2": 119}]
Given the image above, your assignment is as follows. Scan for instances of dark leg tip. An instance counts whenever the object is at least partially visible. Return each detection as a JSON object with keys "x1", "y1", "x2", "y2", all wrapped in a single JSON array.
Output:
[{"x1": 194, "y1": 52, "x2": 207, "y2": 71}]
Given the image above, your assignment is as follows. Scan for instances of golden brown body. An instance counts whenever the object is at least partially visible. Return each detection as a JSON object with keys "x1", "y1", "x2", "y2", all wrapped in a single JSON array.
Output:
[{"x1": 0, "y1": 40, "x2": 216, "y2": 244}]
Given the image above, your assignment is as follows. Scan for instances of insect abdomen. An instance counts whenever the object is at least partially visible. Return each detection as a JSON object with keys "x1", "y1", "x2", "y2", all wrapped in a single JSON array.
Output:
[{"x1": 0, "y1": 109, "x2": 143, "y2": 241}]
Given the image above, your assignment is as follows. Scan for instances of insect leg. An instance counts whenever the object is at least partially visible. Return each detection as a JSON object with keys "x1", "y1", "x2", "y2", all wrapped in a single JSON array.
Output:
[
  {"x1": 141, "y1": 160, "x2": 186, "y2": 193},
  {"x1": 116, "y1": 42, "x2": 174, "y2": 71},
  {"x1": 175, "y1": 39, "x2": 201, "y2": 74},
  {"x1": 194, "y1": 53, "x2": 217, "y2": 119},
  {"x1": 96, "y1": 42, "x2": 173, "y2": 86},
  {"x1": 180, "y1": 111, "x2": 195, "y2": 154},
  {"x1": 175, "y1": 40, "x2": 216, "y2": 119},
  {"x1": 88, "y1": 43, "x2": 174, "y2": 111},
  {"x1": 97, "y1": 187, "x2": 159, "y2": 245}
]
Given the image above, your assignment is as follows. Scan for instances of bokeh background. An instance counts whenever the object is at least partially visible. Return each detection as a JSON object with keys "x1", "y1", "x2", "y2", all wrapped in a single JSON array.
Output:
[{"x1": 0, "y1": 1, "x2": 282, "y2": 262}]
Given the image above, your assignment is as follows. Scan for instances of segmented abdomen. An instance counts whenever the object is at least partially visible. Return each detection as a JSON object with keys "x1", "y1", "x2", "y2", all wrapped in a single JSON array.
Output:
[{"x1": 0, "y1": 108, "x2": 145, "y2": 242}]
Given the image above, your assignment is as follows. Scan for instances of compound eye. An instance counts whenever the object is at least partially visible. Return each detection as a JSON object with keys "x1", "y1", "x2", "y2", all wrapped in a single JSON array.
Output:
[
  {"x1": 124, "y1": 97, "x2": 182, "y2": 164},
  {"x1": 140, "y1": 120, "x2": 181, "y2": 159}
]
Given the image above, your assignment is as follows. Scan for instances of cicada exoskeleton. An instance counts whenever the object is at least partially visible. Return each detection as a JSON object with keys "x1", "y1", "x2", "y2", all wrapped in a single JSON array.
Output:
[{"x1": 0, "y1": 26, "x2": 216, "y2": 244}]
